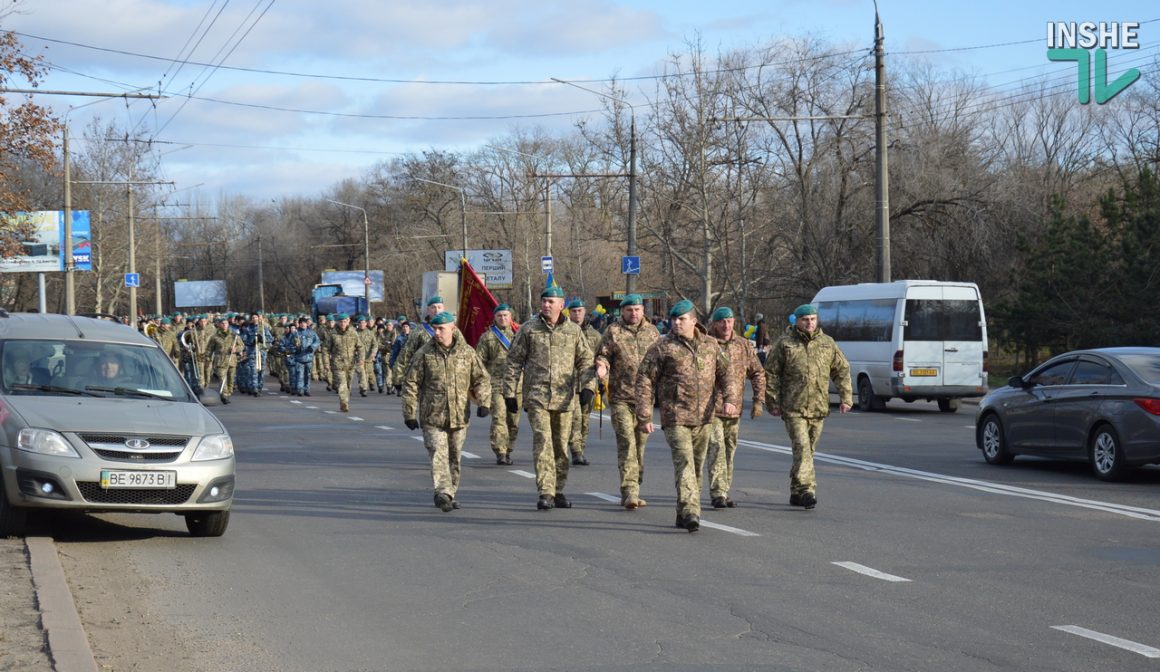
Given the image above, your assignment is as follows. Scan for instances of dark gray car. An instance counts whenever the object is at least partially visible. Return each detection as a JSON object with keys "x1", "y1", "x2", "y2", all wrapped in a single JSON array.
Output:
[{"x1": 975, "y1": 347, "x2": 1160, "y2": 480}]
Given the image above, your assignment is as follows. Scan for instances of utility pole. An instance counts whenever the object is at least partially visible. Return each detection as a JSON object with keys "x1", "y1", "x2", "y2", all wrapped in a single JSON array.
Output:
[{"x1": 875, "y1": 7, "x2": 892, "y2": 283}]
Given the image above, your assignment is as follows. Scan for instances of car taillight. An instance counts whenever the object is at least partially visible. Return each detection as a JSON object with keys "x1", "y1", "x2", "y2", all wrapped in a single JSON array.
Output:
[
  {"x1": 982, "y1": 351, "x2": 989, "y2": 373},
  {"x1": 1133, "y1": 398, "x2": 1160, "y2": 415},
  {"x1": 893, "y1": 350, "x2": 903, "y2": 372}
]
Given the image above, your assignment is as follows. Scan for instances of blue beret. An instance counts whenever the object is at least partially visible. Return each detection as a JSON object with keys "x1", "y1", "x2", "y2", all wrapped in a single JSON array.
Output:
[
  {"x1": 619, "y1": 294, "x2": 643, "y2": 307},
  {"x1": 494, "y1": 303, "x2": 512, "y2": 314},
  {"x1": 430, "y1": 311, "x2": 455, "y2": 325},
  {"x1": 160, "y1": 317, "x2": 172, "y2": 325},
  {"x1": 566, "y1": 298, "x2": 585, "y2": 309},
  {"x1": 427, "y1": 296, "x2": 443, "y2": 306},
  {"x1": 397, "y1": 314, "x2": 407, "y2": 321},
  {"x1": 793, "y1": 304, "x2": 817, "y2": 319},
  {"x1": 710, "y1": 306, "x2": 734, "y2": 321},
  {"x1": 669, "y1": 299, "x2": 695, "y2": 318},
  {"x1": 541, "y1": 285, "x2": 565, "y2": 298}
]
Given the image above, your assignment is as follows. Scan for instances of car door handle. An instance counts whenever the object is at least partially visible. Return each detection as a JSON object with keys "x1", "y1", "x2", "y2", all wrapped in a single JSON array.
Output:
[{"x1": 944, "y1": 347, "x2": 959, "y2": 353}]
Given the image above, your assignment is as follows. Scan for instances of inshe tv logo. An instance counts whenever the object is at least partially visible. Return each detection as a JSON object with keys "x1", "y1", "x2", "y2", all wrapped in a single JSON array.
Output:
[{"x1": 1047, "y1": 21, "x2": 1141, "y2": 104}]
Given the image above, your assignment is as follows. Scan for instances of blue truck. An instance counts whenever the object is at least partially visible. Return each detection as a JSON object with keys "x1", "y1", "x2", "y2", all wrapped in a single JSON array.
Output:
[{"x1": 311, "y1": 283, "x2": 369, "y2": 323}]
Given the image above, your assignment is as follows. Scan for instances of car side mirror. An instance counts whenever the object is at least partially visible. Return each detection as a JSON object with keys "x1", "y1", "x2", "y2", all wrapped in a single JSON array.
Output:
[{"x1": 1008, "y1": 375, "x2": 1027, "y2": 389}]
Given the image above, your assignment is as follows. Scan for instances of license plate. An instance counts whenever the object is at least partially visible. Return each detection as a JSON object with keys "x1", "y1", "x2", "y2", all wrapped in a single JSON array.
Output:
[
  {"x1": 909, "y1": 368, "x2": 938, "y2": 377},
  {"x1": 100, "y1": 470, "x2": 177, "y2": 489}
]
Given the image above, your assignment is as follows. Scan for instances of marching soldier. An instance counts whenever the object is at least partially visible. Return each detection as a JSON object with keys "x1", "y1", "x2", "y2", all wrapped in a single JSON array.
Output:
[
  {"x1": 389, "y1": 318, "x2": 411, "y2": 393},
  {"x1": 636, "y1": 300, "x2": 738, "y2": 532},
  {"x1": 270, "y1": 314, "x2": 290, "y2": 391},
  {"x1": 401, "y1": 312, "x2": 491, "y2": 512},
  {"x1": 392, "y1": 297, "x2": 443, "y2": 382},
  {"x1": 705, "y1": 307, "x2": 765, "y2": 509},
  {"x1": 594, "y1": 294, "x2": 660, "y2": 509},
  {"x1": 475, "y1": 303, "x2": 520, "y2": 465},
  {"x1": 375, "y1": 320, "x2": 395, "y2": 393},
  {"x1": 314, "y1": 315, "x2": 332, "y2": 390},
  {"x1": 565, "y1": 298, "x2": 602, "y2": 466},
  {"x1": 204, "y1": 316, "x2": 243, "y2": 404},
  {"x1": 764, "y1": 304, "x2": 852, "y2": 510},
  {"x1": 280, "y1": 323, "x2": 301, "y2": 395},
  {"x1": 156, "y1": 317, "x2": 181, "y2": 368},
  {"x1": 356, "y1": 315, "x2": 377, "y2": 397},
  {"x1": 193, "y1": 315, "x2": 215, "y2": 390},
  {"x1": 292, "y1": 317, "x2": 320, "y2": 396},
  {"x1": 327, "y1": 313, "x2": 363, "y2": 413},
  {"x1": 503, "y1": 284, "x2": 596, "y2": 511}
]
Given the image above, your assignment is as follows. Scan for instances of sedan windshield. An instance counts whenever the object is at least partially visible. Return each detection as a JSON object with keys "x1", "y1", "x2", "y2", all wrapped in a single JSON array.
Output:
[
  {"x1": 1117, "y1": 353, "x2": 1160, "y2": 385},
  {"x1": 1, "y1": 340, "x2": 192, "y2": 400}
]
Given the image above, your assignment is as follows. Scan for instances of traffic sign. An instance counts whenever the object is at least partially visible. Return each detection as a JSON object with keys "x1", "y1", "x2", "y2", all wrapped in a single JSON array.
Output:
[
  {"x1": 541, "y1": 255, "x2": 553, "y2": 273},
  {"x1": 124, "y1": 273, "x2": 140, "y2": 288},
  {"x1": 363, "y1": 275, "x2": 373, "y2": 285},
  {"x1": 621, "y1": 255, "x2": 640, "y2": 275}
]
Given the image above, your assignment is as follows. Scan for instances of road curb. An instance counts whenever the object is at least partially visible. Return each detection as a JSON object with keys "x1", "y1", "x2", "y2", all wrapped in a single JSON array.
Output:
[{"x1": 26, "y1": 537, "x2": 98, "y2": 672}]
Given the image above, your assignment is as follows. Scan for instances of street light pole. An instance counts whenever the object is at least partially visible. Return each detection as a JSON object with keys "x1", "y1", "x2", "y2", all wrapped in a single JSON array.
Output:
[
  {"x1": 550, "y1": 77, "x2": 638, "y2": 294},
  {"x1": 325, "y1": 199, "x2": 371, "y2": 307}
]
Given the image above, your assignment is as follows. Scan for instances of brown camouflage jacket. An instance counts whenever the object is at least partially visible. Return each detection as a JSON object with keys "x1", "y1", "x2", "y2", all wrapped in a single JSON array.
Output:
[
  {"x1": 764, "y1": 326, "x2": 852, "y2": 418},
  {"x1": 327, "y1": 326, "x2": 363, "y2": 370},
  {"x1": 392, "y1": 323, "x2": 432, "y2": 379},
  {"x1": 594, "y1": 318, "x2": 660, "y2": 405},
  {"x1": 635, "y1": 331, "x2": 739, "y2": 428},
  {"x1": 476, "y1": 324, "x2": 521, "y2": 395},
  {"x1": 402, "y1": 330, "x2": 490, "y2": 430},
  {"x1": 503, "y1": 313, "x2": 595, "y2": 411},
  {"x1": 356, "y1": 327, "x2": 377, "y2": 361},
  {"x1": 713, "y1": 333, "x2": 766, "y2": 418},
  {"x1": 205, "y1": 327, "x2": 243, "y2": 368}
]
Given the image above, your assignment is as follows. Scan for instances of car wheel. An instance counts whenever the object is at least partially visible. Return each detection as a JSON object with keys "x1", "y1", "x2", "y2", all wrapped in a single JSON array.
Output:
[
  {"x1": 1090, "y1": 425, "x2": 1127, "y2": 481},
  {"x1": 857, "y1": 377, "x2": 884, "y2": 412},
  {"x1": 185, "y1": 510, "x2": 230, "y2": 537},
  {"x1": 978, "y1": 414, "x2": 1014, "y2": 465},
  {"x1": 0, "y1": 481, "x2": 28, "y2": 537},
  {"x1": 937, "y1": 398, "x2": 960, "y2": 413}
]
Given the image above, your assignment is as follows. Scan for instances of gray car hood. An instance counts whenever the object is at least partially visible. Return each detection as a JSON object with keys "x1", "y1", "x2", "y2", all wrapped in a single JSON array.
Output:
[{"x1": 4, "y1": 396, "x2": 226, "y2": 436}]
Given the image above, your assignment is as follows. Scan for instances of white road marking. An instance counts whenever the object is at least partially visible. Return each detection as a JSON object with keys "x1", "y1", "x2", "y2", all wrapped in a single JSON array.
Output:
[
  {"x1": 376, "y1": 425, "x2": 394, "y2": 431},
  {"x1": 832, "y1": 561, "x2": 911, "y2": 582},
  {"x1": 348, "y1": 416, "x2": 363, "y2": 421},
  {"x1": 462, "y1": 451, "x2": 481, "y2": 460},
  {"x1": 587, "y1": 492, "x2": 621, "y2": 503},
  {"x1": 1052, "y1": 626, "x2": 1160, "y2": 658},
  {"x1": 289, "y1": 400, "x2": 302, "y2": 405},
  {"x1": 323, "y1": 410, "x2": 338, "y2": 415},
  {"x1": 510, "y1": 469, "x2": 536, "y2": 479},
  {"x1": 699, "y1": 519, "x2": 761, "y2": 537},
  {"x1": 305, "y1": 405, "x2": 319, "y2": 409},
  {"x1": 894, "y1": 417, "x2": 921, "y2": 423},
  {"x1": 739, "y1": 439, "x2": 1160, "y2": 522},
  {"x1": 410, "y1": 436, "x2": 424, "y2": 442},
  {"x1": 963, "y1": 425, "x2": 975, "y2": 429}
]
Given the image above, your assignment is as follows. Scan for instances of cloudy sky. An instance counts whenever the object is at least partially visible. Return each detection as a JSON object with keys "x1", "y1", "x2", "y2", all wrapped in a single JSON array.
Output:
[{"x1": 4, "y1": 0, "x2": 1155, "y2": 202}]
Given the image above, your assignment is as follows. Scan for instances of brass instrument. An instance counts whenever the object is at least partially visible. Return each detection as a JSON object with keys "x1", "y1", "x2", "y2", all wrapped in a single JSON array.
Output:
[{"x1": 145, "y1": 323, "x2": 159, "y2": 339}]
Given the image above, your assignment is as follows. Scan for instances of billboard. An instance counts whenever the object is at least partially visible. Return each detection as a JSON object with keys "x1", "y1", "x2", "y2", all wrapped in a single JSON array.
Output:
[
  {"x1": 174, "y1": 280, "x2": 228, "y2": 308},
  {"x1": 320, "y1": 270, "x2": 384, "y2": 302},
  {"x1": 443, "y1": 249, "x2": 512, "y2": 289},
  {"x1": 0, "y1": 210, "x2": 92, "y2": 273}
]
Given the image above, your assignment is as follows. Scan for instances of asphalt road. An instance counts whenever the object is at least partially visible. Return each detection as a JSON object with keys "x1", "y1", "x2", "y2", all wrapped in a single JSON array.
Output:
[{"x1": 46, "y1": 390, "x2": 1160, "y2": 672}]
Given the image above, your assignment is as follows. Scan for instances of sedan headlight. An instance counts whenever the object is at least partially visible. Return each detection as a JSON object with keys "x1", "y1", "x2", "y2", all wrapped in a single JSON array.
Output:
[
  {"x1": 192, "y1": 433, "x2": 234, "y2": 461},
  {"x1": 17, "y1": 428, "x2": 81, "y2": 458}
]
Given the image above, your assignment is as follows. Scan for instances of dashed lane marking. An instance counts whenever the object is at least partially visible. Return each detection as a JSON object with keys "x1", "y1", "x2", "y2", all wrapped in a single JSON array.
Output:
[
  {"x1": 832, "y1": 561, "x2": 911, "y2": 582},
  {"x1": 376, "y1": 425, "x2": 393, "y2": 431},
  {"x1": 462, "y1": 451, "x2": 481, "y2": 460},
  {"x1": 289, "y1": 400, "x2": 302, "y2": 405},
  {"x1": 305, "y1": 406, "x2": 319, "y2": 409},
  {"x1": 348, "y1": 416, "x2": 363, "y2": 421},
  {"x1": 1051, "y1": 626, "x2": 1160, "y2": 658},
  {"x1": 893, "y1": 417, "x2": 921, "y2": 423},
  {"x1": 587, "y1": 492, "x2": 621, "y2": 503},
  {"x1": 510, "y1": 470, "x2": 536, "y2": 479},
  {"x1": 410, "y1": 436, "x2": 424, "y2": 442},
  {"x1": 698, "y1": 519, "x2": 761, "y2": 537}
]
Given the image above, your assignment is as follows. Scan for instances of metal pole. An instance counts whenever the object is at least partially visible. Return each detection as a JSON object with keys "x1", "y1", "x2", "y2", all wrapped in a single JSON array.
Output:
[
  {"x1": 626, "y1": 114, "x2": 638, "y2": 295},
  {"x1": 37, "y1": 273, "x2": 47, "y2": 312},
  {"x1": 875, "y1": 9, "x2": 891, "y2": 283},
  {"x1": 459, "y1": 190, "x2": 468, "y2": 256},
  {"x1": 63, "y1": 126, "x2": 75, "y2": 315},
  {"x1": 128, "y1": 183, "x2": 137, "y2": 322},
  {"x1": 545, "y1": 183, "x2": 552, "y2": 258},
  {"x1": 154, "y1": 216, "x2": 163, "y2": 316},
  {"x1": 258, "y1": 233, "x2": 266, "y2": 315},
  {"x1": 363, "y1": 210, "x2": 371, "y2": 307}
]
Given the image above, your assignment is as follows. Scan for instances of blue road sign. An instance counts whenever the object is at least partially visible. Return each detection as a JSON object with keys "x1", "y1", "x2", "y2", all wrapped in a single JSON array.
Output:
[
  {"x1": 124, "y1": 273, "x2": 140, "y2": 288},
  {"x1": 621, "y1": 255, "x2": 640, "y2": 275},
  {"x1": 541, "y1": 255, "x2": 553, "y2": 273}
]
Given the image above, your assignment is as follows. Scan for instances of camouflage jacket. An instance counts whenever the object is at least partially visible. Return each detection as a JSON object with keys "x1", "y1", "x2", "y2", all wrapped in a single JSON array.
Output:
[
  {"x1": 476, "y1": 324, "x2": 521, "y2": 395},
  {"x1": 712, "y1": 333, "x2": 766, "y2": 419},
  {"x1": 503, "y1": 313, "x2": 595, "y2": 411},
  {"x1": 205, "y1": 328, "x2": 243, "y2": 368},
  {"x1": 157, "y1": 329, "x2": 180, "y2": 365},
  {"x1": 192, "y1": 325, "x2": 214, "y2": 360},
  {"x1": 356, "y1": 328, "x2": 378, "y2": 361},
  {"x1": 635, "y1": 331, "x2": 738, "y2": 428},
  {"x1": 764, "y1": 326, "x2": 852, "y2": 418},
  {"x1": 594, "y1": 319, "x2": 661, "y2": 405},
  {"x1": 392, "y1": 323, "x2": 433, "y2": 379},
  {"x1": 402, "y1": 330, "x2": 491, "y2": 430},
  {"x1": 327, "y1": 326, "x2": 363, "y2": 369}
]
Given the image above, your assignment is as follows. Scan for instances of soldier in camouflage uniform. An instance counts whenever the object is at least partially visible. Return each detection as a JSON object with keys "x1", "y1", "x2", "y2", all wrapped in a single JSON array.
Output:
[
  {"x1": 204, "y1": 316, "x2": 243, "y2": 404},
  {"x1": 636, "y1": 300, "x2": 739, "y2": 532},
  {"x1": 503, "y1": 285, "x2": 596, "y2": 511},
  {"x1": 565, "y1": 298, "x2": 602, "y2": 466},
  {"x1": 764, "y1": 304, "x2": 852, "y2": 510},
  {"x1": 475, "y1": 303, "x2": 520, "y2": 465},
  {"x1": 155, "y1": 317, "x2": 181, "y2": 368},
  {"x1": 594, "y1": 294, "x2": 660, "y2": 509},
  {"x1": 270, "y1": 314, "x2": 290, "y2": 391},
  {"x1": 392, "y1": 296, "x2": 443, "y2": 383},
  {"x1": 315, "y1": 315, "x2": 333, "y2": 390},
  {"x1": 193, "y1": 315, "x2": 215, "y2": 389},
  {"x1": 356, "y1": 315, "x2": 377, "y2": 397},
  {"x1": 705, "y1": 306, "x2": 766, "y2": 509},
  {"x1": 375, "y1": 321, "x2": 394, "y2": 393},
  {"x1": 402, "y1": 312, "x2": 491, "y2": 512},
  {"x1": 327, "y1": 313, "x2": 364, "y2": 413}
]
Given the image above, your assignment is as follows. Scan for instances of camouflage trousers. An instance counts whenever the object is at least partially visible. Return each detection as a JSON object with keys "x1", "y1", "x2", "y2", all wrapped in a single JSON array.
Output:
[
  {"x1": 360, "y1": 358, "x2": 375, "y2": 392},
  {"x1": 313, "y1": 351, "x2": 328, "y2": 382},
  {"x1": 212, "y1": 363, "x2": 237, "y2": 399},
  {"x1": 423, "y1": 425, "x2": 466, "y2": 497},
  {"x1": 568, "y1": 394, "x2": 593, "y2": 457},
  {"x1": 489, "y1": 390, "x2": 519, "y2": 457},
  {"x1": 200, "y1": 357, "x2": 214, "y2": 390},
  {"x1": 663, "y1": 424, "x2": 711, "y2": 518},
  {"x1": 332, "y1": 364, "x2": 355, "y2": 407},
  {"x1": 783, "y1": 416, "x2": 825, "y2": 496},
  {"x1": 525, "y1": 406, "x2": 573, "y2": 496},
  {"x1": 707, "y1": 416, "x2": 740, "y2": 498},
  {"x1": 610, "y1": 402, "x2": 649, "y2": 500}
]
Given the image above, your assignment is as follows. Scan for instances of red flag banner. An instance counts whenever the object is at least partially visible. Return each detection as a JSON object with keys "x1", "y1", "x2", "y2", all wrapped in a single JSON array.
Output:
[{"x1": 457, "y1": 258, "x2": 498, "y2": 347}]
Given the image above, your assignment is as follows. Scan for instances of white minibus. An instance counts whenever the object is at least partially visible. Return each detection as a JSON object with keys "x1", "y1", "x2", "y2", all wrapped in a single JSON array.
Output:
[{"x1": 811, "y1": 280, "x2": 988, "y2": 412}]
